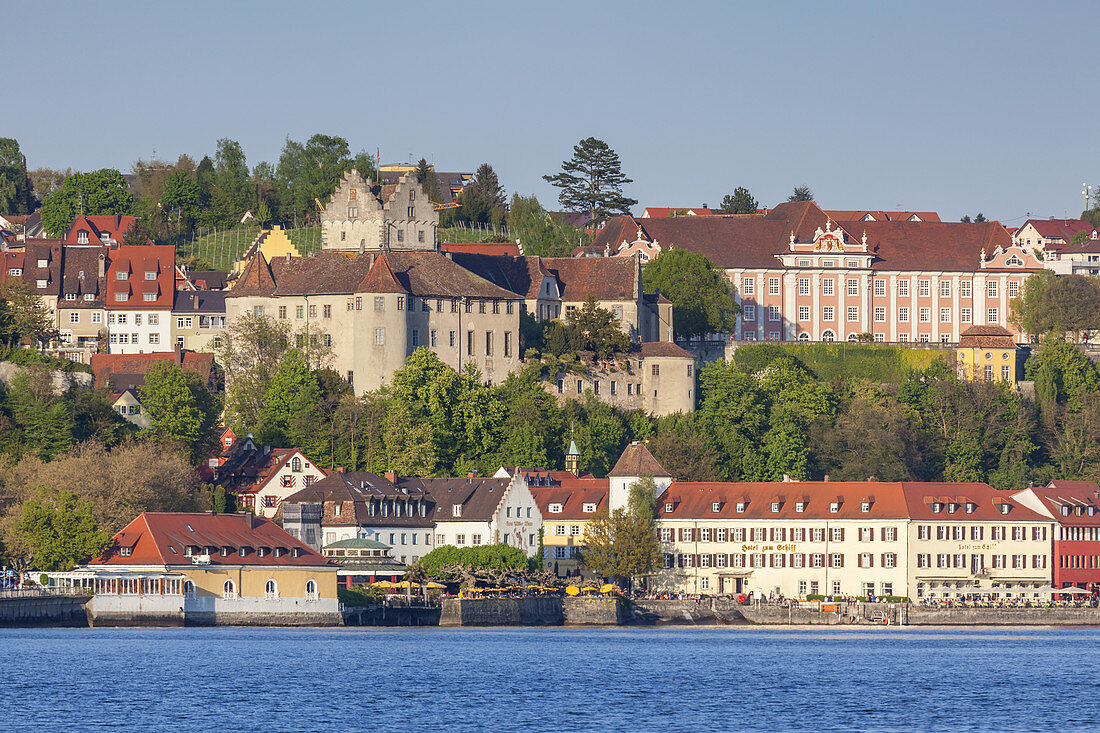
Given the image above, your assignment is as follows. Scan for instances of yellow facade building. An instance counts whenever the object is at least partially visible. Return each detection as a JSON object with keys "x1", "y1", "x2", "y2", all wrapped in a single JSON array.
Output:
[{"x1": 956, "y1": 325, "x2": 1019, "y2": 383}]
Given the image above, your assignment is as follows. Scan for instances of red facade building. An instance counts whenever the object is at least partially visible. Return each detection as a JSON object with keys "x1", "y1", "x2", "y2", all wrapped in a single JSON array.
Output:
[{"x1": 1013, "y1": 481, "x2": 1100, "y2": 592}]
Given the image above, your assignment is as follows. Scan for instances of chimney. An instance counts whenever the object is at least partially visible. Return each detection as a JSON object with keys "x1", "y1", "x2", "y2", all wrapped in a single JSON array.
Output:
[
  {"x1": 336, "y1": 466, "x2": 345, "y2": 473},
  {"x1": 384, "y1": 471, "x2": 396, "y2": 483},
  {"x1": 702, "y1": 203, "x2": 708, "y2": 209},
  {"x1": 467, "y1": 470, "x2": 478, "y2": 478},
  {"x1": 244, "y1": 509, "x2": 255, "y2": 529},
  {"x1": 98, "y1": 253, "x2": 106, "y2": 278},
  {"x1": 285, "y1": 252, "x2": 292, "y2": 263},
  {"x1": 823, "y1": 474, "x2": 831, "y2": 482}
]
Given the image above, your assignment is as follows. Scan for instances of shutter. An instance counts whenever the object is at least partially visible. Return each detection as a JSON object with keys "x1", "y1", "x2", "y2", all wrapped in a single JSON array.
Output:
[
  {"x1": 881, "y1": 553, "x2": 886, "y2": 568},
  {"x1": 838, "y1": 554, "x2": 844, "y2": 568},
  {"x1": 839, "y1": 528, "x2": 845, "y2": 542},
  {"x1": 678, "y1": 528, "x2": 683, "y2": 542},
  {"x1": 692, "y1": 554, "x2": 699, "y2": 568},
  {"x1": 740, "y1": 553, "x2": 746, "y2": 568},
  {"x1": 709, "y1": 553, "x2": 716, "y2": 567},
  {"x1": 768, "y1": 528, "x2": 774, "y2": 542},
  {"x1": 779, "y1": 527, "x2": 786, "y2": 542},
  {"x1": 869, "y1": 527, "x2": 875, "y2": 541}
]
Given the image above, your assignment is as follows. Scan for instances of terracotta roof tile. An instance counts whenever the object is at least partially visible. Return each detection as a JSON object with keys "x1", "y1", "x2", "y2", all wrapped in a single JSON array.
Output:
[
  {"x1": 441, "y1": 242, "x2": 522, "y2": 256},
  {"x1": 609, "y1": 442, "x2": 670, "y2": 477}
]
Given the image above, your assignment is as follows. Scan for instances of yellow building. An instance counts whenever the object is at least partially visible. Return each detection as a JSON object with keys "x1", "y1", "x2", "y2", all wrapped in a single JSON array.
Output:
[
  {"x1": 232, "y1": 226, "x2": 301, "y2": 276},
  {"x1": 956, "y1": 325, "x2": 1019, "y2": 383},
  {"x1": 84, "y1": 511, "x2": 340, "y2": 625}
]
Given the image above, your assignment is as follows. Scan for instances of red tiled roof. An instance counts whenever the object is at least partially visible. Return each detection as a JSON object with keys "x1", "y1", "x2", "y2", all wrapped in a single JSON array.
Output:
[
  {"x1": 826, "y1": 210, "x2": 941, "y2": 223},
  {"x1": 592, "y1": 202, "x2": 1013, "y2": 273},
  {"x1": 609, "y1": 442, "x2": 670, "y2": 477},
  {"x1": 89, "y1": 512, "x2": 334, "y2": 567},
  {"x1": 441, "y1": 242, "x2": 522, "y2": 256},
  {"x1": 641, "y1": 207, "x2": 715, "y2": 218},
  {"x1": 90, "y1": 350, "x2": 214, "y2": 390},
  {"x1": 104, "y1": 243, "x2": 174, "y2": 309},
  {"x1": 1017, "y1": 484, "x2": 1100, "y2": 527},
  {"x1": 639, "y1": 341, "x2": 695, "y2": 359},
  {"x1": 531, "y1": 479, "x2": 609, "y2": 519},
  {"x1": 541, "y1": 256, "x2": 639, "y2": 301},
  {"x1": 230, "y1": 251, "x2": 278, "y2": 296},
  {"x1": 958, "y1": 325, "x2": 1018, "y2": 349},
  {"x1": 1022, "y1": 218, "x2": 1094, "y2": 242},
  {"x1": 1054, "y1": 239, "x2": 1100, "y2": 255},
  {"x1": 655, "y1": 481, "x2": 1047, "y2": 522},
  {"x1": 64, "y1": 215, "x2": 139, "y2": 246}
]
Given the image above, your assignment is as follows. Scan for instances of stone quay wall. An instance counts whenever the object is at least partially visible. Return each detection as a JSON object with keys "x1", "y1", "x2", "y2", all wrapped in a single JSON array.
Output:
[
  {"x1": 343, "y1": 605, "x2": 441, "y2": 626},
  {"x1": 629, "y1": 599, "x2": 747, "y2": 625},
  {"x1": 440, "y1": 597, "x2": 564, "y2": 626},
  {"x1": 903, "y1": 606, "x2": 1100, "y2": 626},
  {"x1": 0, "y1": 592, "x2": 90, "y2": 627}
]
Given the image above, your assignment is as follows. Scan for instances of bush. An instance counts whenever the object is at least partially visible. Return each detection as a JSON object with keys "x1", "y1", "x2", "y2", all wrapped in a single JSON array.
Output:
[
  {"x1": 338, "y1": 586, "x2": 384, "y2": 606},
  {"x1": 806, "y1": 594, "x2": 825, "y2": 601},
  {"x1": 0, "y1": 346, "x2": 93, "y2": 374},
  {"x1": 882, "y1": 596, "x2": 909, "y2": 603}
]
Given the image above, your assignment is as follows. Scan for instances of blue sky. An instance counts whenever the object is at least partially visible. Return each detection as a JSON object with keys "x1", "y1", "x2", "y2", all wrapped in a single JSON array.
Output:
[{"x1": 6, "y1": 0, "x2": 1098, "y2": 224}]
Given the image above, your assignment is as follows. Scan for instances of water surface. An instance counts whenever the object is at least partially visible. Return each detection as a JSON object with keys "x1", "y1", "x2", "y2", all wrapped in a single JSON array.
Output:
[{"x1": 0, "y1": 627, "x2": 1095, "y2": 731}]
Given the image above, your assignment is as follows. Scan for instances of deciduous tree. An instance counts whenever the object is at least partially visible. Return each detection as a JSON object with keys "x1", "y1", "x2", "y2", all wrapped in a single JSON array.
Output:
[
  {"x1": 138, "y1": 362, "x2": 219, "y2": 461},
  {"x1": 16, "y1": 490, "x2": 109, "y2": 571},
  {"x1": 0, "y1": 138, "x2": 34, "y2": 214},
  {"x1": 40, "y1": 169, "x2": 134, "y2": 236},
  {"x1": 641, "y1": 248, "x2": 737, "y2": 339}
]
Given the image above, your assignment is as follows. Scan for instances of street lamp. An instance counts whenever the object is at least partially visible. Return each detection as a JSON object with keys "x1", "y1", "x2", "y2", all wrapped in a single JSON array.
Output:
[{"x1": 1084, "y1": 183, "x2": 1093, "y2": 212}]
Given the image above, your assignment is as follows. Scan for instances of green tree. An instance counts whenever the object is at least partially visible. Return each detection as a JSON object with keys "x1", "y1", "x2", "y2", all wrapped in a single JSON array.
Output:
[
  {"x1": 276, "y1": 134, "x2": 354, "y2": 226},
  {"x1": 717, "y1": 186, "x2": 758, "y2": 214},
  {"x1": 505, "y1": 194, "x2": 589, "y2": 257},
  {"x1": 16, "y1": 490, "x2": 110, "y2": 571},
  {"x1": 788, "y1": 185, "x2": 813, "y2": 202},
  {"x1": 0, "y1": 138, "x2": 34, "y2": 214},
  {"x1": 641, "y1": 248, "x2": 737, "y2": 339},
  {"x1": 810, "y1": 395, "x2": 916, "y2": 481},
  {"x1": 543, "y1": 137, "x2": 637, "y2": 224},
  {"x1": 0, "y1": 279, "x2": 53, "y2": 346},
  {"x1": 138, "y1": 362, "x2": 219, "y2": 461},
  {"x1": 562, "y1": 296, "x2": 631, "y2": 359},
  {"x1": 1012, "y1": 272, "x2": 1100, "y2": 341},
  {"x1": 414, "y1": 158, "x2": 442, "y2": 204},
  {"x1": 211, "y1": 138, "x2": 251, "y2": 226},
  {"x1": 159, "y1": 169, "x2": 202, "y2": 233},
  {"x1": 40, "y1": 169, "x2": 134, "y2": 236},
  {"x1": 580, "y1": 479, "x2": 660, "y2": 590},
  {"x1": 258, "y1": 349, "x2": 321, "y2": 446},
  {"x1": 382, "y1": 399, "x2": 437, "y2": 475},
  {"x1": 216, "y1": 313, "x2": 291, "y2": 432}
]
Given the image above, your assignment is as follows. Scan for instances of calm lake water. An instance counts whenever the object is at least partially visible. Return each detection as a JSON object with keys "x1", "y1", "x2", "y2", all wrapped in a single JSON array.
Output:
[{"x1": 0, "y1": 626, "x2": 1097, "y2": 731}]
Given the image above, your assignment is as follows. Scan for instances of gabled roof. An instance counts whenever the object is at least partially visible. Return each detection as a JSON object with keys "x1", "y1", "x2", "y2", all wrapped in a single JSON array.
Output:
[
  {"x1": 592, "y1": 202, "x2": 1014, "y2": 273},
  {"x1": 531, "y1": 479, "x2": 609, "y2": 520},
  {"x1": 183, "y1": 270, "x2": 229, "y2": 291},
  {"x1": 58, "y1": 244, "x2": 105, "y2": 305},
  {"x1": 64, "y1": 215, "x2": 139, "y2": 246},
  {"x1": 1020, "y1": 218, "x2": 1094, "y2": 242},
  {"x1": 231, "y1": 251, "x2": 278, "y2": 296},
  {"x1": 88, "y1": 512, "x2": 333, "y2": 567},
  {"x1": 90, "y1": 350, "x2": 214, "y2": 390},
  {"x1": 826, "y1": 210, "x2": 941, "y2": 223},
  {"x1": 1014, "y1": 483, "x2": 1100, "y2": 527},
  {"x1": 104, "y1": 243, "x2": 175, "y2": 309},
  {"x1": 1053, "y1": 239, "x2": 1100, "y2": 255},
  {"x1": 447, "y1": 253, "x2": 550, "y2": 299},
  {"x1": 639, "y1": 341, "x2": 695, "y2": 359},
  {"x1": 426, "y1": 477, "x2": 511, "y2": 523},
  {"x1": 365, "y1": 252, "x2": 520, "y2": 299},
  {"x1": 641, "y1": 207, "x2": 714, "y2": 218},
  {"x1": 609, "y1": 442, "x2": 670, "y2": 478},
  {"x1": 541, "y1": 257, "x2": 639, "y2": 301}
]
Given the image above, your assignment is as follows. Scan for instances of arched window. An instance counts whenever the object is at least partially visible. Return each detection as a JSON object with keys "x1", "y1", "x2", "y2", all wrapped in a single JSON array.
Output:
[
  {"x1": 291, "y1": 457, "x2": 302, "y2": 472},
  {"x1": 797, "y1": 332, "x2": 810, "y2": 342},
  {"x1": 305, "y1": 580, "x2": 318, "y2": 601},
  {"x1": 182, "y1": 580, "x2": 195, "y2": 599},
  {"x1": 821, "y1": 330, "x2": 836, "y2": 342},
  {"x1": 223, "y1": 580, "x2": 236, "y2": 599},
  {"x1": 265, "y1": 579, "x2": 278, "y2": 600},
  {"x1": 847, "y1": 333, "x2": 859, "y2": 343}
]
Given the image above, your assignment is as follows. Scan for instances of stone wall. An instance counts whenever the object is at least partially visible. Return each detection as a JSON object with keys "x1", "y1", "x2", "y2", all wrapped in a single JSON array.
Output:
[
  {"x1": 0, "y1": 593, "x2": 90, "y2": 627},
  {"x1": 86, "y1": 594, "x2": 342, "y2": 627},
  {"x1": 903, "y1": 606, "x2": 1100, "y2": 626},
  {"x1": 440, "y1": 597, "x2": 564, "y2": 626},
  {"x1": 343, "y1": 605, "x2": 441, "y2": 626},
  {"x1": 562, "y1": 596, "x2": 623, "y2": 625},
  {"x1": 629, "y1": 599, "x2": 746, "y2": 625}
]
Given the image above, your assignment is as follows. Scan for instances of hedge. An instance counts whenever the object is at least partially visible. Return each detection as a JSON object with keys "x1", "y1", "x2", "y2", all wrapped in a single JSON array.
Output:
[{"x1": 732, "y1": 342, "x2": 951, "y2": 383}]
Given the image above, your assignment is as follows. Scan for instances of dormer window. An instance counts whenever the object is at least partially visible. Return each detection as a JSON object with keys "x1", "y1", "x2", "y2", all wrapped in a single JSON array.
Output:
[
  {"x1": 99, "y1": 232, "x2": 110, "y2": 243},
  {"x1": 220, "y1": 547, "x2": 229, "y2": 557},
  {"x1": 932, "y1": 502, "x2": 943, "y2": 513},
  {"x1": 291, "y1": 548, "x2": 300, "y2": 558},
  {"x1": 829, "y1": 502, "x2": 840, "y2": 513},
  {"x1": 119, "y1": 546, "x2": 132, "y2": 557},
  {"x1": 273, "y1": 547, "x2": 283, "y2": 558},
  {"x1": 770, "y1": 502, "x2": 780, "y2": 513},
  {"x1": 965, "y1": 503, "x2": 976, "y2": 514},
  {"x1": 334, "y1": 504, "x2": 342, "y2": 517},
  {"x1": 947, "y1": 503, "x2": 957, "y2": 514},
  {"x1": 1061, "y1": 505, "x2": 1070, "y2": 516},
  {"x1": 116, "y1": 271, "x2": 128, "y2": 280},
  {"x1": 257, "y1": 547, "x2": 267, "y2": 558},
  {"x1": 998, "y1": 504, "x2": 1011, "y2": 515},
  {"x1": 77, "y1": 232, "x2": 88, "y2": 244},
  {"x1": 452, "y1": 504, "x2": 462, "y2": 517},
  {"x1": 64, "y1": 293, "x2": 76, "y2": 300},
  {"x1": 711, "y1": 502, "x2": 721, "y2": 513},
  {"x1": 664, "y1": 502, "x2": 674, "y2": 513},
  {"x1": 83, "y1": 293, "x2": 94, "y2": 301},
  {"x1": 860, "y1": 502, "x2": 871, "y2": 513},
  {"x1": 582, "y1": 503, "x2": 597, "y2": 513},
  {"x1": 1089, "y1": 507, "x2": 1096, "y2": 517},
  {"x1": 1075, "y1": 506, "x2": 1084, "y2": 516},
  {"x1": 238, "y1": 547, "x2": 246, "y2": 557},
  {"x1": 795, "y1": 501, "x2": 806, "y2": 513},
  {"x1": 145, "y1": 271, "x2": 157, "y2": 280},
  {"x1": 735, "y1": 502, "x2": 747, "y2": 513}
]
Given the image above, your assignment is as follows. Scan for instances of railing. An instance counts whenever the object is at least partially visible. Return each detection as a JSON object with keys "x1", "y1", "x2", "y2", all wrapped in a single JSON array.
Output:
[{"x1": 0, "y1": 588, "x2": 88, "y2": 599}]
